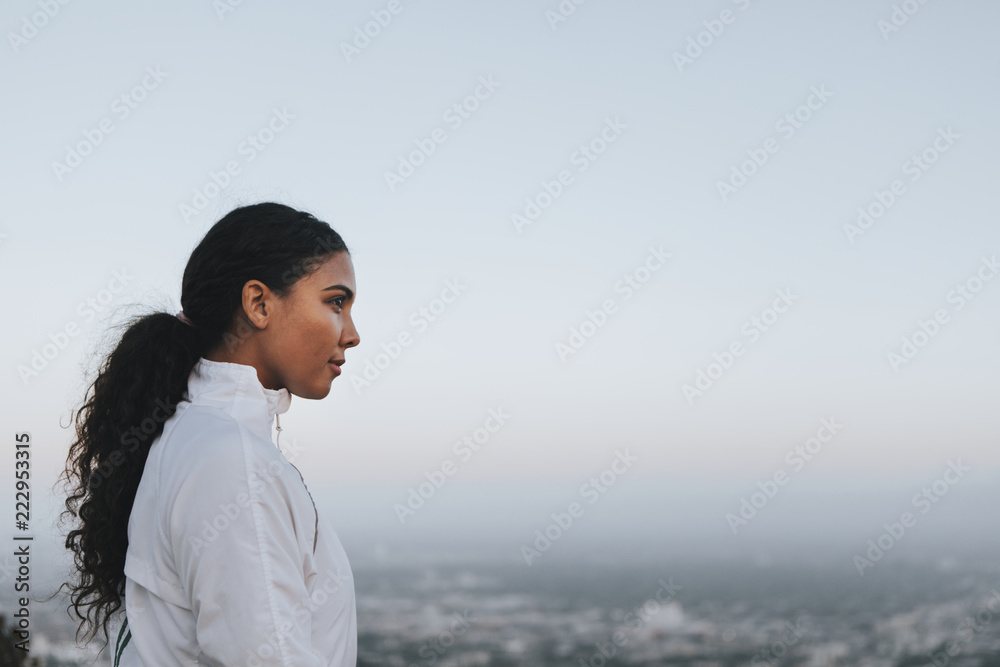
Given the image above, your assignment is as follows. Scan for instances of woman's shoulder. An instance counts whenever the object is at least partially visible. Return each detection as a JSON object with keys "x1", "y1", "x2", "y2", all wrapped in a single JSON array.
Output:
[
  {"x1": 157, "y1": 403, "x2": 292, "y2": 490},
  {"x1": 159, "y1": 404, "x2": 313, "y2": 543}
]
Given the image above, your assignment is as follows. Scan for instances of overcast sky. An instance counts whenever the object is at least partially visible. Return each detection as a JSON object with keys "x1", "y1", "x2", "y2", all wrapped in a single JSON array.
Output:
[{"x1": 2, "y1": 0, "x2": 998, "y2": 567}]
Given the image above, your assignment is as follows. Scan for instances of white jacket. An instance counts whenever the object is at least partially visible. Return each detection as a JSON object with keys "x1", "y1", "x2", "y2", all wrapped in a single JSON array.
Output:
[{"x1": 115, "y1": 357, "x2": 357, "y2": 666}]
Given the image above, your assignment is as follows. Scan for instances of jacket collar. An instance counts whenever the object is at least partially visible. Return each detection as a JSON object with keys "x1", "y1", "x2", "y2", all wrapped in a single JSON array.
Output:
[{"x1": 186, "y1": 357, "x2": 292, "y2": 443}]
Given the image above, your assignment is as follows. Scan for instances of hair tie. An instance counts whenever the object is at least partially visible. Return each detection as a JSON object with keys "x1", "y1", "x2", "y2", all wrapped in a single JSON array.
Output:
[{"x1": 176, "y1": 311, "x2": 194, "y2": 326}]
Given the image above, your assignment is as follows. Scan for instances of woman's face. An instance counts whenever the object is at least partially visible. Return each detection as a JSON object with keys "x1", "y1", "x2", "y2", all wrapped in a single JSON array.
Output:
[{"x1": 258, "y1": 251, "x2": 360, "y2": 399}]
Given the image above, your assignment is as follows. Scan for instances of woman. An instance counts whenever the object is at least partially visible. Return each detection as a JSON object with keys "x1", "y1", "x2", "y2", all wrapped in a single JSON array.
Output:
[{"x1": 57, "y1": 202, "x2": 361, "y2": 665}]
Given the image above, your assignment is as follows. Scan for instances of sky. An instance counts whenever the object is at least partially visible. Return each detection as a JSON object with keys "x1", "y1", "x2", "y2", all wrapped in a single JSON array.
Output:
[{"x1": 1, "y1": 0, "x2": 999, "y2": 571}]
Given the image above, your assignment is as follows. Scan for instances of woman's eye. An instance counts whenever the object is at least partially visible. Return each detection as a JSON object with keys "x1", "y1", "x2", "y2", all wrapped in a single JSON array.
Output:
[{"x1": 326, "y1": 297, "x2": 344, "y2": 308}]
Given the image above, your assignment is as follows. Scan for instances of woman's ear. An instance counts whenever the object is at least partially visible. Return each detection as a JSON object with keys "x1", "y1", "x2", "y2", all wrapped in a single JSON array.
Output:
[{"x1": 241, "y1": 280, "x2": 273, "y2": 329}]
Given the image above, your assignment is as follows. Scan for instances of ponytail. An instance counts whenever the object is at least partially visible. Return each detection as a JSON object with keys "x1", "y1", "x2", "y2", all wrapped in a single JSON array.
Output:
[{"x1": 58, "y1": 312, "x2": 203, "y2": 646}]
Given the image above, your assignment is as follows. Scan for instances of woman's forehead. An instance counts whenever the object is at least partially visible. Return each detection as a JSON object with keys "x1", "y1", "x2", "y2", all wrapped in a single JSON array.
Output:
[{"x1": 306, "y1": 253, "x2": 355, "y2": 290}]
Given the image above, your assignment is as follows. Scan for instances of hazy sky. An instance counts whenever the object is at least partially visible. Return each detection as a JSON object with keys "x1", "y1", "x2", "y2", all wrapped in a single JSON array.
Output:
[{"x1": 2, "y1": 1, "x2": 998, "y2": 567}]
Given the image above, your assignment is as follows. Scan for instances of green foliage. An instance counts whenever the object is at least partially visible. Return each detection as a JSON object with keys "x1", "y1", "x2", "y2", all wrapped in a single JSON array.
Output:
[{"x1": 0, "y1": 614, "x2": 43, "y2": 667}]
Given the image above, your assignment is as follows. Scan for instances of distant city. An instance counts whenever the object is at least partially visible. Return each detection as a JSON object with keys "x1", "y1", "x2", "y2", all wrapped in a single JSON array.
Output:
[{"x1": 6, "y1": 551, "x2": 1000, "y2": 666}]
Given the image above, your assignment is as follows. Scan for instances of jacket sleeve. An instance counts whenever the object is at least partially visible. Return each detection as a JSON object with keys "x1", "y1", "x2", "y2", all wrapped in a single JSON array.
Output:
[{"x1": 170, "y1": 422, "x2": 324, "y2": 666}]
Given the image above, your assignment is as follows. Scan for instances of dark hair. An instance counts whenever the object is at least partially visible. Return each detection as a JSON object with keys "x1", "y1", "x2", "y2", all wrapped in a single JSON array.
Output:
[{"x1": 54, "y1": 202, "x2": 349, "y2": 650}]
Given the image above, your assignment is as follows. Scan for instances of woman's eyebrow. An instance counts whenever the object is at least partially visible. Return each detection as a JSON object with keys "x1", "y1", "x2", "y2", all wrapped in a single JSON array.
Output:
[{"x1": 322, "y1": 284, "x2": 354, "y2": 300}]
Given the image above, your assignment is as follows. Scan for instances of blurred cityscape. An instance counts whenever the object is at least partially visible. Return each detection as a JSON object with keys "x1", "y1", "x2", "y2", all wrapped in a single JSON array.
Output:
[{"x1": 5, "y1": 553, "x2": 1000, "y2": 666}]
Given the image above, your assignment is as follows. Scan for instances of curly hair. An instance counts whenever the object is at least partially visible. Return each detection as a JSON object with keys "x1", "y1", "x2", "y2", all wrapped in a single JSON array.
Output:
[{"x1": 53, "y1": 202, "x2": 349, "y2": 650}]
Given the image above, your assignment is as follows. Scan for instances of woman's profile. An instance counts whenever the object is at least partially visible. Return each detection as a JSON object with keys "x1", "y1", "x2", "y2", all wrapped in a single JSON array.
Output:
[{"x1": 55, "y1": 202, "x2": 361, "y2": 666}]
